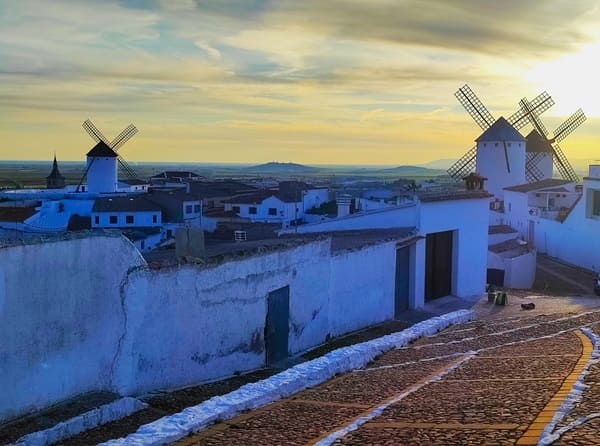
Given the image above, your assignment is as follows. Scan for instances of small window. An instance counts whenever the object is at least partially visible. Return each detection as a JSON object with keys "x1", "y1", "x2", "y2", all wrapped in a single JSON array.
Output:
[
  {"x1": 141, "y1": 240, "x2": 145, "y2": 250},
  {"x1": 194, "y1": 204, "x2": 201, "y2": 213},
  {"x1": 249, "y1": 206, "x2": 257, "y2": 215},
  {"x1": 232, "y1": 206, "x2": 240, "y2": 213},
  {"x1": 185, "y1": 204, "x2": 193, "y2": 214},
  {"x1": 94, "y1": 216, "x2": 99, "y2": 225},
  {"x1": 126, "y1": 215, "x2": 134, "y2": 224},
  {"x1": 109, "y1": 215, "x2": 117, "y2": 224},
  {"x1": 167, "y1": 229, "x2": 173, "y2": 238},
  {"x1": 268, "y1": 207, "x2": 277, "y2": 216},
  {"x1": 153, "y1": 214, "x2": 157, "y2": 223},
  {"x1": 508, "y1": 203, "x2": 512, "y2": 212}
]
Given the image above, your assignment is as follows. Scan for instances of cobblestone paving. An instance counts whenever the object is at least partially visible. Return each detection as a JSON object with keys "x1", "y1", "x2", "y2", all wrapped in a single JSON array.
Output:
[{"x1": 175, "y1": 310, "x2": 600, "y2": 446}]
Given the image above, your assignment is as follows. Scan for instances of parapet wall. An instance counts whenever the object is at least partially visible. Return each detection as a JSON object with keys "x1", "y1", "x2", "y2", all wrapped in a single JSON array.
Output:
[{"x1": 0, "y1": 234, "x2": 397, "y2": 423}]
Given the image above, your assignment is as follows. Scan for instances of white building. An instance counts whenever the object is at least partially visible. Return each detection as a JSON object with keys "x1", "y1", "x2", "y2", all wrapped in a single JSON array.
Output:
[
  {"x1": 280, "y1": 187, "x2": 491, "y2": 307},
  {"x1": 91, "y1": 196, "x2": 162, "y2": 228},
  {"x1": 475, "y1": 116, "x2": 527, "y2": 200},
  {"x1": 223, "y1": 182, "x2": 328, "y2": 226}
]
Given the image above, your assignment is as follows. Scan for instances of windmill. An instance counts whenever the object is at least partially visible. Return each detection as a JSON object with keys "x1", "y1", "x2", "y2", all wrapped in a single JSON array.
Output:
[
  {"x1": 518, "y1": 98, "x2": 585, "y2": 182},
  {"x1": 76, "y1": 119, "x2": 139, "y2": 192},
  {"x1": 447, "y1": 85, "x2": 555, "y2": 180}
]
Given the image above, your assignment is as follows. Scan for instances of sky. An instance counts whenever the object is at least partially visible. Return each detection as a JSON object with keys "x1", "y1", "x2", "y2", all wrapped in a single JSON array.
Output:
[{"x1": 2, "y1": 0, "x2": 600, "y2": 166}]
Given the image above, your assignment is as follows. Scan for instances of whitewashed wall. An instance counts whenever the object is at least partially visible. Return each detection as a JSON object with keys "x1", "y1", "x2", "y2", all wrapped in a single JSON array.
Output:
[
  {"x1": 113, "y1": 240, "x2": 331, "y2": 395},
  {"x1": 0, "y1": 235, "x2": 145, "y2": 423},
  {"x1": 284, "y1": 204, "x2": 418, "y2": 234},
  {"x1": 419, "y1": 198, "x2": 489, "y2": 298},
  {"x1": 504, "y1": 250, "x2": 536, "y2": 289},
  {"x1": 329, "y1": 242, "x2": 396, "y2": 337},
  {"x1": 503, "y1": 191, "x2": 529, "y2": 238}
]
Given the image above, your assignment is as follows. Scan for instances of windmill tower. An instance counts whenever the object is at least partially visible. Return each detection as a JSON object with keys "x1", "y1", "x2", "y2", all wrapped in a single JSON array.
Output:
[
  {"x1": 474, "y1": 117, "x2": 527, "y2": 199},
  {"x1": 77, "y1": 119, "x2": 139, "y2": 193},
  {"x1": 519, "y1": 98, "x2": 585, "y2": 183},
  {"x1": 447, "y1": 85, "x2": 555, "y2": 184}
]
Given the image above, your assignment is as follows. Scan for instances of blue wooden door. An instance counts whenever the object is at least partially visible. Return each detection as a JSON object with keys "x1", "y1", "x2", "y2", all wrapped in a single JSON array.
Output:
[
  {"x1": 266, "y1": 285, "x2": 290, "y2": 365},
  {"x1": 395, "y1": 246, "x2": 410, "y2": 317}
]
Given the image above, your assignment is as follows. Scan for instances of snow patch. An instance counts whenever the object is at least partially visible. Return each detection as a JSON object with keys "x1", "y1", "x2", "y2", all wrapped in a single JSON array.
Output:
[
  {"x1": 11, "y1": 397, "x2": 147, "y2": 446},
  {"x1": 99, "y1": 309, "x2": 473, "y2": 446}
]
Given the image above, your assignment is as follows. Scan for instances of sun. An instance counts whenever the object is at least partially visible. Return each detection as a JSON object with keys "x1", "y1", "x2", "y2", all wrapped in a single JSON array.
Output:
[{"x1": 527, "y1": 42, "x2": 600, "y2": 117}]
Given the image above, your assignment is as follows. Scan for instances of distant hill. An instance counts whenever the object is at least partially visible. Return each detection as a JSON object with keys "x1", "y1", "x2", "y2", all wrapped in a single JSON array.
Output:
[
  {"x1": 416, "y1": 159, "x2": 456, "y2": 170},
  {"x1": 350, "y1": 165, "x2": 446, "y2": 176},
  {"x1": 244, "y1": 162, "x2": 320, "y2": 173}
]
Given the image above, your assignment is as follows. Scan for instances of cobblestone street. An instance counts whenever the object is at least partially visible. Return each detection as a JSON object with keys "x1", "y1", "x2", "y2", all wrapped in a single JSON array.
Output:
[{"x1": 176, "y1": 310, "x2": 600, "y2": 446}]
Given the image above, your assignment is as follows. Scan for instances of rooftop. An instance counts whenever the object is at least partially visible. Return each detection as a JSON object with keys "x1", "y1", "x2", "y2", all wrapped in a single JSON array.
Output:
[
  {"x1": 92, "y1": 196, "x2": 162, "y2": 213},
  {"x1": 526, "y1": 129, "x2": 554, "y2": 154},
  {"x1": 489, "y1": 238, "x2": 532, "y2": 257},
  {"x1": 86, "y1": 141, "x2": 118, "y2": 158},
  {"x1": 475, "y1": 116, "x2": 526, "y2": 143},
  {"x1": 504, "y1": 179, "x2": 573, "y2": 193},
  {"x1": 488, "y1": 224, "x2": 517, "y2": 235}
]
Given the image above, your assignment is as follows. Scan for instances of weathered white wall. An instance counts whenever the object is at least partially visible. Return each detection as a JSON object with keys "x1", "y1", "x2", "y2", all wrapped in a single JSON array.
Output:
[
  {"x1": 0, "y1": 235, "x2": 145, "y2": 423},
  {"x1": 329, "y1": 242, "x2": 396, "y2": 337}
]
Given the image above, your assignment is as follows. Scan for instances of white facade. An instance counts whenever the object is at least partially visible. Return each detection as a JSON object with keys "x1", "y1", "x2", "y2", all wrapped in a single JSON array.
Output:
[
  {"x1": 226, "y1": 196, "x2": 299, "y2": 224},
  {"x1": 476, "y1": 140, "x2": 526, "y2": 199},
  {"x1": 91, "y1": 210, "x2": 162, "y2": 228},
  {"x1": 87, "y1": 156, "x2": 118, "y2": 194}
]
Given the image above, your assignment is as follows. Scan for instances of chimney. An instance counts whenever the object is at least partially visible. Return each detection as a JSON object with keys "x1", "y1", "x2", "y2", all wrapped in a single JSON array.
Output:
[
  {"x1": 336, "y1": 194, "x2": 352, "y2": 218},
  {"x1": 176, "y1": 226, "x2": 205, "y2": 258}
]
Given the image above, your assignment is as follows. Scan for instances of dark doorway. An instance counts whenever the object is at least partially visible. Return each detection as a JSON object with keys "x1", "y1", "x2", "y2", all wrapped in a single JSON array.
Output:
[
  {"x1": 395, "y1": 246, "x2": 410, "y2": 317},
  {"x1": 487, "y1": 268, "x2": 505, "y2": 287},
  {"x1": 425, "y1": 231, "x2": 453, "y2": 301},
  {"x1": 265, "y1": 285, "x2": 290, "y2": 365}
]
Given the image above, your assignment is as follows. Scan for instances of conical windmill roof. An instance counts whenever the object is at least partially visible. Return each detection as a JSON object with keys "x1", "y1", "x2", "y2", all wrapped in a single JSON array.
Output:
[
  {"x1": 475, "y1": 116, "x2": 526, "y2": 143},
  {"x1": 525, "y1": 129, "x2": 554, "y2": 153},
  {"x1": 86, "y1": 140, "x2": 118, "y2": 157}
]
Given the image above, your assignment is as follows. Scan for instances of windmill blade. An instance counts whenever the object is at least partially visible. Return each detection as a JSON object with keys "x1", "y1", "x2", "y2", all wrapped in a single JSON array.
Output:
[
  {"x1": 552, "y1": 143, "x2": 579, "y2": 182},
  {"x1": 525, "y1": 152, "x2": 545, "y2": 183},
  {"x1": 553, "y1": 109, "x2": 586, "y2": 143},
  {"x1": 117, "y1": 155, "x2": 138, "y2": 179},
  {"x1": 447, "y1": 146, "x2": 477, "y2": 179},
  {"x1": 76, "y1": 157, "x2": 95, "y2": 192},
  {"x1": 455, "y1": 84, "x2": 495, "y2": 130},
  {"x1": 519, "y1": 98, "x2": 550, "y2": 138},
  {"x1": 82, "y1": 119, "x2": 110, "y2": 145},
  {"x1": 508, "y1": 91, "x2": 554, "y2": 130},
  {"x1": 111, "y1": 124, "x2": 138, "y2": 151},
  {"x1": 502, "y1": 141, "x2": 511, "y2": 173}
]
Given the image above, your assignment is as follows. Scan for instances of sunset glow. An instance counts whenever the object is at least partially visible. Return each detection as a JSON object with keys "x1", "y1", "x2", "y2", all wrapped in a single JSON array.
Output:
[{"x1": 1, "y1": 0, "x2": 600, "y2": 166}]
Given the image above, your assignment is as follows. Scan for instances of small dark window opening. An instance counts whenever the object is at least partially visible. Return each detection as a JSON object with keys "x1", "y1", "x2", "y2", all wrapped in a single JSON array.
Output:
[
  {"x1": 153, "y1": 214, "x2": 158, "y2": 223},
  {"x1": 185, "y1": 204, "x2": 193, "y2": 214},
  {"x1": 268, "y1": 207, "x2": 277, "y2": 216},
  {"x1": 109, "y1": 215, "x2": 118, "y2": 224},
  {"x1": 94, "y1": 216, "x2": 99, "y2": 225},
  {"x1": 126, "y1": 215, "x2": 134, "y2": 224},
  {"x1": 249, "y1": 206, "x2": 257, "y2": 215},
  {"x1": 232, "y1": 206, "x2": 240, "y2": 213}
]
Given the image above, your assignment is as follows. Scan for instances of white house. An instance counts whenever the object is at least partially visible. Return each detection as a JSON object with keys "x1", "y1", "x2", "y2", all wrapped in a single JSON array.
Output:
[
  {"x1": 91, "y1": 196, "x2": 162, "y2": 228},
  {"x1": 223, "y1": 182, "x2": 329, "y2": 226}
]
